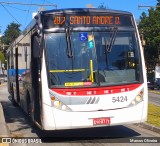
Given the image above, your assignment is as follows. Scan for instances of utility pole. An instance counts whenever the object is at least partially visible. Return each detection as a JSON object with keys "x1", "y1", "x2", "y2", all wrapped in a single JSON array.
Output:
[
  {"x1": 138, "y1": 5, "x2": 160, "y2": 9},
  {"x1": 139, "y1": 30, "x2": 146, "y2": 50}
]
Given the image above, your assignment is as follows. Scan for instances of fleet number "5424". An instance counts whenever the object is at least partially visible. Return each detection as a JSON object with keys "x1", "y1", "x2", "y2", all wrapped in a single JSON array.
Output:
[{"x1": 112, "y1": 96, "x2": 128, "y2": 103}]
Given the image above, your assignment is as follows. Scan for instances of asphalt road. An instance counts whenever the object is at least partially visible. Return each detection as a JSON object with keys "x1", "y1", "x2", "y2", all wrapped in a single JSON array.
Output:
[
  {"x1": 148, "y1": 91, "x2": 160, "y2": 106},
  {"x1": 0, "y1": 83, "x2": 159, "y2": 146}
]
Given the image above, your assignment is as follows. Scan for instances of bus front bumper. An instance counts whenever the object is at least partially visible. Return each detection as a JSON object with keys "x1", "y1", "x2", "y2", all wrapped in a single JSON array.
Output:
[{"x1": 42, "y1": 102, "x2": 147, "y2": 130}]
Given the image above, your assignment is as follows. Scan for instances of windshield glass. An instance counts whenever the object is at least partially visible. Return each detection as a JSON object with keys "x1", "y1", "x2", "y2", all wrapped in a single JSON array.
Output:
[{"x1": 45, "y1": 29, "x2": 142, "y2": 88}]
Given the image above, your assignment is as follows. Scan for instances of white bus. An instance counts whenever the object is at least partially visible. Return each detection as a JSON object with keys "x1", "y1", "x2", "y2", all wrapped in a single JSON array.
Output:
[{"x1": 7, "y1": 8, "x2": 148, "y2": 130}]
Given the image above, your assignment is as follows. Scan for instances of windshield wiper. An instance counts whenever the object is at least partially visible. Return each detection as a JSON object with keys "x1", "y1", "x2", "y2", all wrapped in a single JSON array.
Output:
[
  {"x1": 105, "y1": 27, "x2": 118, "y2": 52},
  {"x1": 66, "y1": 27, "x2": 73, "y2": 58}
]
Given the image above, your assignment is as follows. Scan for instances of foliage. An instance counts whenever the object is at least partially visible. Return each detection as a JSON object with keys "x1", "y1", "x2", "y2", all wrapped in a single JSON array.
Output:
[
  {"x1": 0, "y1": 22, "x2": 21, "y2": 66},
  {"x1": 138, "y1": 1, "x2": 160, "y2": 70},
  {"x1": 0, "y1": 51, "x2": 5, "y2": 63},
  {"x1": 0, "y1": 22, "x2": 21, "y2": 45},
  {"x1": 157, "y1": 0, "x2": 160, "y2": 6},
  {"x1": 98, "y1": 2, "x2": 107, "y2": 9}
]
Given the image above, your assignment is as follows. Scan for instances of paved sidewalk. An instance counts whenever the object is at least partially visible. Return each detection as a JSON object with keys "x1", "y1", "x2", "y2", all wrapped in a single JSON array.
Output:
[
  {"x1": 0, "y1": 103, "x2": 9, "y2": 137},
  {"x1": 0, "y1": 102, "x2": 10, "y2": 146}
]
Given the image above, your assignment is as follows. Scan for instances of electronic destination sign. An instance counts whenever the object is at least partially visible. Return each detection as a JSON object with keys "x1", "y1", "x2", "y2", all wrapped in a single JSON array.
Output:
[{"x1": 43, "y1": 13, "x2": 133, "y2": 28}]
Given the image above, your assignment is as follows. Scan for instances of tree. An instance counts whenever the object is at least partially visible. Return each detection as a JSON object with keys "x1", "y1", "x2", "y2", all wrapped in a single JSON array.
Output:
[
  {"x1": 0, "y1": 51, "x2": 5, "y2": 63},
  {"x1": 0, "y1": 22, "x2": 21, "y2": 45},
  {"x1": 0, "y1": 51, "x2": 6, "y2": 74},
  {"x1": 138, "y1": 3, "x2": 160, "y2": 73},
  {"x1": 98, "y1": 3, "x2": 107, "y2": 9},
  {"x1": 1, "y1": 22, "x2": 21, "y2": 52},
  {"x1": 0, "y1": 22, "x2": 21, "y2": 69}
]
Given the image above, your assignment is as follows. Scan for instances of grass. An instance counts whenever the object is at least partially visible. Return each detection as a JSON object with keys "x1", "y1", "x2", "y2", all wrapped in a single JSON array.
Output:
[{"x1": 147, "y1": 103, "x2": 160, "y2": 127}]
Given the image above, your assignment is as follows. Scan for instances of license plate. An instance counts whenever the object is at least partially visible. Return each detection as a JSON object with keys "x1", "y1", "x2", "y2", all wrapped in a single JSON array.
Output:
[{"x1": 93, "y1": 117, "x2": 111, "y2": 125}]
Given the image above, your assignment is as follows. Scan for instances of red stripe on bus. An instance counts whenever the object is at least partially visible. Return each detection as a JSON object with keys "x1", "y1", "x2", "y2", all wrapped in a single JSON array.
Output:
[{"x1": 51, "y1": 84, "x2": 142, "y2": 96}]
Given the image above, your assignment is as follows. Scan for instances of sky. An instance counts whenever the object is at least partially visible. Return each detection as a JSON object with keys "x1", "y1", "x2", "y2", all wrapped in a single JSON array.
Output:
[{"x1": 0, "y1": 0, "x2": 157, "y2": 34}]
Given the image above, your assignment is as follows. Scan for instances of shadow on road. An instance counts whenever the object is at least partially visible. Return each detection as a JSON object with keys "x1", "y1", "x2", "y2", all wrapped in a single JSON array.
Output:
[
  {"x1": 1, "y1": 99, "x2": 31, "y2": 134},
  {"x1": 1, "y1": 97, "x2": 141, "y2": 143},
  {"x1": 33, "y1": 125, "x2": 141, "y2": 143}
]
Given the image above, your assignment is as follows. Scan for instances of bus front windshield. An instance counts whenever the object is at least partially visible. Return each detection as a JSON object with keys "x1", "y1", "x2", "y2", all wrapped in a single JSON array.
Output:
[{"x1": 45, "y1": 29, "x2": 142, "y2": 88}]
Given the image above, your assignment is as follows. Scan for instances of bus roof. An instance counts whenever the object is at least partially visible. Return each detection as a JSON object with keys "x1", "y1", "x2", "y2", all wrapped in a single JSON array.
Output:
[{"x1": 41, "y1": 8, "x2": 132, "y2": 16}]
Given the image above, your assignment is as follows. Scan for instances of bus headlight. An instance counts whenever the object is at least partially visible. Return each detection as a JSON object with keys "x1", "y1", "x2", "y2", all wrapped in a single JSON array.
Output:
[
  {"x1": 135, "y1": 95, "x2": 142, "y2": 102},
  {"x1": 128, "y1": 90, "x2": 143, "y2": 107},
  {"x1": 53, "y1": 100, "x2": 61, "y2": 107},
  {"x1": 50, "y1": 95, "x2": 72, "y2": 111},
  {"x1": 131, "y1": 100, "x2": 136, "y2": 105}
]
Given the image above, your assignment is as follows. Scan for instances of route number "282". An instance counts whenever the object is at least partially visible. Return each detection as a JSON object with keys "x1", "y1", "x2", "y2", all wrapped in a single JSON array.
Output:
[{"x1": 112, "y1": 96, "x2": 128, "y2": 103}]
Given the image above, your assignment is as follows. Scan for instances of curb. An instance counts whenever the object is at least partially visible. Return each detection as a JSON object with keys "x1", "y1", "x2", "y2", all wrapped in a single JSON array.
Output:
[
  {"x1": 149, "y1": 90, "x2": 160, "y2": 94},
  {"x1": 135, "y1": 122, "x2": 160, "y2": 134},
  {"x1": 0, "y1": 102, "x2": 10, "y2": 137}
]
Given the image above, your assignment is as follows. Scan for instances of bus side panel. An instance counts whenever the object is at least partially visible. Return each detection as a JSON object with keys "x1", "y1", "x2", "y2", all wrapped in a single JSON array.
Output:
[
  {"x1": 41, "y1": 51, "x2": 56, "y2": 130},
  {"x1": 11, "y1": 47, "x2": 18, "y2": 103},
  {"x1": 7, "y1": 50, "x2": 14, "y2": 94},
  {"x1": 17, "y1": 34, "x2": 32, "y2": 114},
  {"x1": 134, "y1": 16, "x2": 148, "y2": 122},
  {"x1": 141, "y1": 82, "x2": 148, "y2": 122},
  {"x1": 7, "y1": 33, "x2": 32, "y2": 115}
]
